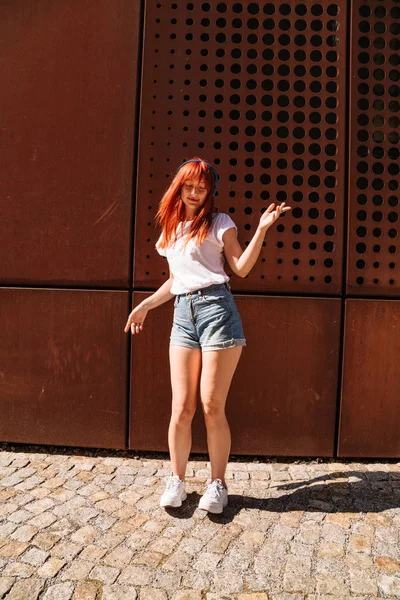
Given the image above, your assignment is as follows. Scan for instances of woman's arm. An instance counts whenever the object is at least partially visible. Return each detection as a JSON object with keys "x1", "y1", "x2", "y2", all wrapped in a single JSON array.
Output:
[
  {"x1": 140, "y1": 273, "x2": 174, "y2": 311},
  {"x1": 124, "y1": 271, "x2": 174, "y2": 335},
  {"x1": 223, "y1": 202, "x2": 291, "y2": 278}
]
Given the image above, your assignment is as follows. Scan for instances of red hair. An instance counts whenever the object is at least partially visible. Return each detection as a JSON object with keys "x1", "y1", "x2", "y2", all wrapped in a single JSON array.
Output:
[{"x1": 155, "y1": 157, "x2": 217, "y2": 249}]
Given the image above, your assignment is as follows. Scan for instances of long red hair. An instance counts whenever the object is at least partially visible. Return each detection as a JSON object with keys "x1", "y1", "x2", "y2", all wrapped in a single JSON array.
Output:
[{"x1": 155, "y1": 157, "x2": 217, "y2": 249}]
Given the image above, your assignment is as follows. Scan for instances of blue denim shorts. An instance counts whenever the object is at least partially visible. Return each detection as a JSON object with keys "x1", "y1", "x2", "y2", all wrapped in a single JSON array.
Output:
[{"x1": 170, "y1": 282, "x2": 246, "y2": 352}]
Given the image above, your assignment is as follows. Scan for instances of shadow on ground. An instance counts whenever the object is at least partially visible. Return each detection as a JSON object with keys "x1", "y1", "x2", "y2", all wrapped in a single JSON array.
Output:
[
  {"x1": 164, "y1": 471, "x2": 399, "y2": 523},
  {"x1": 1, "y1": 442, "x2": 399, "y2": 524}
]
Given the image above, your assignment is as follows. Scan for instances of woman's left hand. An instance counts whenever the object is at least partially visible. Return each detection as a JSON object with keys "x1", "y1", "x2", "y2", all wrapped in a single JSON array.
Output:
[{"x1": 259, "y1": 202, "x2": 291, "y2": 231}]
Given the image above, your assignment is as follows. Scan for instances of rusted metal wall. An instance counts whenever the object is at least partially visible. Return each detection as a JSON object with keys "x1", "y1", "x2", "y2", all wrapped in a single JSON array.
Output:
[
  {"x1": 339, "y1": 300, "x2": 400, "y2": 458},
  {"x1": 130, "y1": 0, "x2": 399, "y2": 457},
  {"x1": 1, "y1": 0, "x2": 399, "y2": 456},
  {"x1": 347, "y1": 0, "x2": 400, "y2": 296},
  {"x1": 130, "y1": 293, "x2": 341, "y2": 457},
  {"x1": 0, "y1": 289, "x2": 129, "y2": 449},
  {"x1": 0, "y1": 1, "x2": 140, "y2": 449},
  {"x1": 0, "y1": 0, "x2": 139, "y2": 287},
  {"x1": 338, "y1": 0, "x2": 400, "y2": 456},
  {"x1": 134, "y1": 0, "x2": 347, "y2": 295},
  {"x1": 130, "y1": 0, "x2": 347, "y2": 455}
]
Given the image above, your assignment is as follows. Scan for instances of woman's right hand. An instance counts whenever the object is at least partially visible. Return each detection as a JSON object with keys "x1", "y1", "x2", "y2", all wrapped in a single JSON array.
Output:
[{"x1": 124, "y1": 303, "x2": 148, "y2": 335}]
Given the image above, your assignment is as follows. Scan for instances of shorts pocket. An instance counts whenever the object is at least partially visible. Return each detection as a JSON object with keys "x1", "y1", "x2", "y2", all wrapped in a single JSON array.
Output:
[
  {"x1": 174, "y1": 296, "x2": 179, "y2": 308},
  {"x1": 201, "y1": 289, "x2": 227, "y2": 304}
]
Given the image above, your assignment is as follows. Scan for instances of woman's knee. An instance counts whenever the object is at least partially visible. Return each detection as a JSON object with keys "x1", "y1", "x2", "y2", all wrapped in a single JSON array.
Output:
[
  {"x1": 201, "y1": 398, "x2": 226, "y2": 422},
  {"x1": 171, "y1": 400, "x2": 196, "y2": 425}
]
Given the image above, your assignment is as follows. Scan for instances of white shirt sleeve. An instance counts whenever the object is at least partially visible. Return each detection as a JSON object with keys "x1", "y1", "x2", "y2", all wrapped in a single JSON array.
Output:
[
  {"x1": 155, "y1": 234, "x2": 167, "y2": 257},
  {"x1": 215, "y1": 213, "x2": 237, "y2": 245}
]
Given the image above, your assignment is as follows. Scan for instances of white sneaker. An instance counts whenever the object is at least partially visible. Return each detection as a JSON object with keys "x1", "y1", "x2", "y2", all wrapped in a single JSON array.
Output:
[
  {"x1": 160, "y1": 475, "x2": 187, "y2": 508},
  {"x1": 198, "y1": 478, "x2": 228, "y2": 514}
]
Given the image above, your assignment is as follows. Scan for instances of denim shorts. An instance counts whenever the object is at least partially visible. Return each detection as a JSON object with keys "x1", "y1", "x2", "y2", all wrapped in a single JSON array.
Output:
[{"x1": 170, "y1": 282, "x2": 247, "y2": 352}]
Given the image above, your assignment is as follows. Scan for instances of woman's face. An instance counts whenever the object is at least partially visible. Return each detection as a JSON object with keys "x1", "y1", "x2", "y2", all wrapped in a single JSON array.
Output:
[{"x1": 180, "y1": 178, "x2": 209, "y2": 218}]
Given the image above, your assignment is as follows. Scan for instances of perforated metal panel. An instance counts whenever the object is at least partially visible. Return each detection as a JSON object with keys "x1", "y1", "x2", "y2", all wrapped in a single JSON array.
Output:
[
  {"x1": 347, "y1": 0, "x2": 400, "y2": 295},
  {"x1": 135, "y1": 1, "x2": 347, "y2": 293}
]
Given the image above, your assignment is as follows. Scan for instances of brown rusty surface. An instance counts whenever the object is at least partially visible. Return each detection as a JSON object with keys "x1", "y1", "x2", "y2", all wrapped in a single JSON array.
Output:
[
  {"x1": 347, "y1": 0, "x2": 400, "y2": 295},
  {"x1": 134, "y1": 1, "x2": 347, "y2": 294},
  {"x1": 129, "y1": 292, "x2": 341, "y2": 456},
  {"x1": 0, "y1": 288, "x2": 129, "y2": 449},
  {"x1": 0, "y1": 1, "x2": 139, "y2": 286},
  {"x1": 338, "y1": 299, "x2": 400, "y2": 458}
]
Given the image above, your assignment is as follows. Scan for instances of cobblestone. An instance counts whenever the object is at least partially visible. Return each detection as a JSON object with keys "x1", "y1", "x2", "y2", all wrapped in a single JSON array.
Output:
[
  {"x1": 102, "y1": 584, "x2": 138, "y2": 599},
  {"x1": 37, "y1": 557, "x2": 66, "y2": 578},
  {"x1": 78, "y1": 544, "x2": 107, "y2": 561},
  {"x1": 42, "y1": 582, "x2": 75, "y2": 600},
  {"x1": 60, "y1": 559, "x2": 95, "y2": 581},
  {"x1": 170, "y1": 592, "x2": 202, "y2": 600},
  {"x1": 10, "y1": 523, "x2": 38, "y2": 542},
  {"x1": 0, "y1": 448, "x2": 399, "y2": 599},
  {"x1": 5, "y1": 578, "x2": 44, "y2": 599},
  {"x1": 2, "y1": 562, "x2": 36, "y2": 578},
  {"x1": 0, "y1": 540, "x2": 28, "y2": 558},
  {"x1": 89, "y1": 563, "x2": 120, "y2": 584},
  {"x1": 0, "y1": 576, "x2": 15, "y2": 596},
  {"x1": 140, "y1": 589, "x2": 168, "y2": 600},
  {"x1": 118, "y1": 564, "x2": 153, "y2": 585},
  {"x1": 70, "y1": 583, "x2": 97, "y2": 600},
  {"x1": 20, "y1": 546, "x2": 49, "y2": 565},
  {"x1": 51, "y1": 541, "x2": 83, "y2": 561}
]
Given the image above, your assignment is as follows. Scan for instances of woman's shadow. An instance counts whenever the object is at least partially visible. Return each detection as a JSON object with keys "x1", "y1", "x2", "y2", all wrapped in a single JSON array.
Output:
[{"x1": 164, "y1": 469, "x2": 400, "y2": 523}]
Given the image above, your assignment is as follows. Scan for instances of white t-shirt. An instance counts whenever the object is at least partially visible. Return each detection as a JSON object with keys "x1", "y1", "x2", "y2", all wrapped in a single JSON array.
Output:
[{"x1": 156, "y1": 212, "x2": 237, "y2": 295}]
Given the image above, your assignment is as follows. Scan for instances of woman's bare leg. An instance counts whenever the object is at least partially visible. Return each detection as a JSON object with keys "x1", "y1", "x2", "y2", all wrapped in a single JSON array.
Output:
[
  {"x1": 168, "y1": 345, "x2": 202, "y2": 479},
  {"x1": 200, "y1": 346, "x2": 242, "y2": 485}
]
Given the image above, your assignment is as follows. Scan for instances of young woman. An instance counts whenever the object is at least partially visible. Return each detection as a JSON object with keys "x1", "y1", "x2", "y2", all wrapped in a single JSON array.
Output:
[{"x1": 124, "y1": 158, "x2": 291, "y2": 514}]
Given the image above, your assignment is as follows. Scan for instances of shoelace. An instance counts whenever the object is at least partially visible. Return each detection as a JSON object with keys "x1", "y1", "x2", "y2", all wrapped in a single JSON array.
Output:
[
  {"x1": 166, "y1": 476, "x2": 182, "y2": 491},
  {"x1": 206, "y1": 480, "x2": 225, "y2": 500}
]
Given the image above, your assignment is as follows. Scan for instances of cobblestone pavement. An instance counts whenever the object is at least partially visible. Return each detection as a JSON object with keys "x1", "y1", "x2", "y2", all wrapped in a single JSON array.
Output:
[{"x1": 0, "y1": 445, "x2": 399, "y2": 600}]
